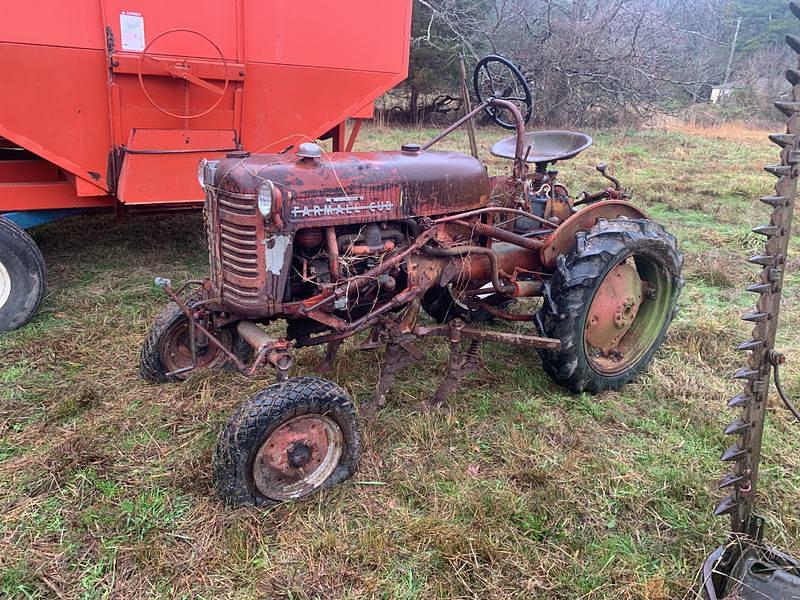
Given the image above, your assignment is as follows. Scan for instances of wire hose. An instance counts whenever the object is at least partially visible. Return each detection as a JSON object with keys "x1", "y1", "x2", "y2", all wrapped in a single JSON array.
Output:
[{"x1": 772, "y1": 362, "x2": 800, "y2": 423}]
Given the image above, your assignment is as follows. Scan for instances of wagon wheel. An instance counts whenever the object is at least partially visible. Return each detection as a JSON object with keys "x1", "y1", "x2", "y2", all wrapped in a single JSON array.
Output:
[
  {"x1": 535, "y1": 218, "x2": 684, "y2": 393},
  {"x1": 137, "y1": 28, "x2": 230, "y2": 120},
  {"x1": 0, "y1": 216, "x2": 46, "y2": 331},
  {"x1": 473, "y1": 55, "x2": 533, "y2": 130}
]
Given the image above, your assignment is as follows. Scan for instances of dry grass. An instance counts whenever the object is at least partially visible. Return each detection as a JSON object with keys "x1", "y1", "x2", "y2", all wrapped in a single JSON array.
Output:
[{"x1": 1, "y1": 124, "x2": 799, "y2": 599}]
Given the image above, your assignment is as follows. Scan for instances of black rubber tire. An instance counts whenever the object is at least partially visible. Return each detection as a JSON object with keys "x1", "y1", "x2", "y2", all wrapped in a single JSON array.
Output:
[
  {"x1": 213, "y1": 376, "x2": 362, "y2": 507},
  {"x1": 140, "y1": 302, "x2": 249, "y2": 383},
  {"x1": 535, "y1": 218, "x2": 683, "y2": 394},
  {"x1": 0, "y1": 217, "x2": 46, "y2": 332}
]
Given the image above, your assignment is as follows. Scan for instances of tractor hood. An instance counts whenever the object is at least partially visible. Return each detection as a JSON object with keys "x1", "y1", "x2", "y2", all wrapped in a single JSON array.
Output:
[{"x1": 206, "y1": 148, "x2": 490, "y2": 230}]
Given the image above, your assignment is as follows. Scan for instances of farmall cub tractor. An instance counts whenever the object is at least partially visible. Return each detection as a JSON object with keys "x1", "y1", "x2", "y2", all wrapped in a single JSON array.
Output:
[{"x1": 142, "y1": 57, "x2": 683, "y2": 506}]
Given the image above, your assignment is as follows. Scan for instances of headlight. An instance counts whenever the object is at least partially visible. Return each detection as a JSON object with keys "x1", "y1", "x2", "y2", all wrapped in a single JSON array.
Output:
[
  {"x1": 258, "y1": 181, "x2": 275, "y2": 218},
  {"x1": 197, "y1": 158, "x2": 207, "y2": 188}
]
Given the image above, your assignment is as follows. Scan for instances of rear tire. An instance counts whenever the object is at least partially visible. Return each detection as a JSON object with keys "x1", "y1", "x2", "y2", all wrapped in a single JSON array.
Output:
[
  {"x1": 213, "y1": 377, "x2": 361, "y2": 507},
  {"x1": 0, "y1": 216, "x2": 46, "y2": 332},
  {"x1": 535, "y1": 218, "x2": 683, "y2": 393}
]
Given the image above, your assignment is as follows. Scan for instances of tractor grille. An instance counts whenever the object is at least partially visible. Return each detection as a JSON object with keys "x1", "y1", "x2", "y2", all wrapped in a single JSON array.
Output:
[{"x1": 217, "y1": 191, "x2": 260, "y2": 305}]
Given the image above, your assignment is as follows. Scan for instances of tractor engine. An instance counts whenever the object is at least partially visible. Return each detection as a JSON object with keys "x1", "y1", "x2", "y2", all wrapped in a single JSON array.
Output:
[{"x1": 200, "y1": 144, "x2": 491, "y2": 322}]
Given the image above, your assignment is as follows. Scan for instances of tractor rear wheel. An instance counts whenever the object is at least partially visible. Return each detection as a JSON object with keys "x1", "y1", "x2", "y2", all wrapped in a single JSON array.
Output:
[
  {"x1": 140, "y1": 302, "x2": 249, "y2": 382},
  {"x1": 535, "y1": 218, "x2": 683, "y2": 393},
  {"x1": 213, "y1": 377, "x2": 361, "y2": 507},
  {"x1": 0, "y1": 217, "x2": 46, "y2": 332}
]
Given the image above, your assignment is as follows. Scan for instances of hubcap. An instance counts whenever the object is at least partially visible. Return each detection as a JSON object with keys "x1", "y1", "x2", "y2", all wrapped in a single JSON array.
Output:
[
  {"x1": 0, "y1": 259, "x2": 11, "y2": 310},
  {"x1": 252, "y1": 414, "x2": 343, "y2": 501},
  {"x1": 584, "y1": 255, "x2": 673, "y2": 376}
]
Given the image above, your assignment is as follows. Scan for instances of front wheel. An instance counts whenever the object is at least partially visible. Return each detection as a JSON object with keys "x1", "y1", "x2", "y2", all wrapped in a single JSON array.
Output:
[
  {"x1": 535, "y1": 218, "x2": 683, "y2": 393},
  {"x1": 140, "y1": 302, "x2": 248, "y2": 382},
  {"x1": 213, "y1": 377, "x2": 362, "y2": 507},
  {"x1": 0, "y1": 217, "x2": 46, "y2": 332}
]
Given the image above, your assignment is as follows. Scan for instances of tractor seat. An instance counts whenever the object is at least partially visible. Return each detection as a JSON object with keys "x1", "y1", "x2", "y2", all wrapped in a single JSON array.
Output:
[{"x1": 490, "y1": 130, "x2": 593, "y2": 164}]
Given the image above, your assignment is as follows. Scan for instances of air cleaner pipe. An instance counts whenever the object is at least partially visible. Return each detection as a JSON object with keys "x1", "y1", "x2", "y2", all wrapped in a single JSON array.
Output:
[{"x1": 421, "y1": 244, "x2": 515, "y2": 295}]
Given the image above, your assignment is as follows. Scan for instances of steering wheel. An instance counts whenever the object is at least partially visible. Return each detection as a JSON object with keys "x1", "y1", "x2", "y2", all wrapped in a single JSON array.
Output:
[
  {"x1": 137, "y1": 29, "x2": 229, "y2": 120},
  {"x1": 473, "y1": 55, "x2": 533, "y2": 130}
]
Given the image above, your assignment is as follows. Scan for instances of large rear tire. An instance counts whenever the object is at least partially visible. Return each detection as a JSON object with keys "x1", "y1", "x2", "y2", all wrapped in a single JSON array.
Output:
[
  {"x1": 213, "y1": 377, "x2": 361, "y2": 507},
  {"x1": 0, "y1": 216, "x2": 46, "y2": 332},
  {"x1": 535, "y1": 218, "x2": 683, "y2": 393}
]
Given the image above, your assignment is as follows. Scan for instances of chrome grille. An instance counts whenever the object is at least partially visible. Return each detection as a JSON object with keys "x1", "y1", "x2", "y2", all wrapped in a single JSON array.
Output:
[{"x1": 217, "y1": 190, "x2": 260, "y2": 304}]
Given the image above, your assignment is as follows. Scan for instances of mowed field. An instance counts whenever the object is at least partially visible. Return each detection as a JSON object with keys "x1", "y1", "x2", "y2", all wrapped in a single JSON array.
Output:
[{"x1": 1, "y1": 123, "x2": 799, "y2": 599}]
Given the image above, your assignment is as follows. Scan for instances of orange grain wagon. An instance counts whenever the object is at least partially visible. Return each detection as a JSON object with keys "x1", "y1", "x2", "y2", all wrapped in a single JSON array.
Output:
[{"x1": 0, "y1": 0, "x2": 412, "y2": 330}]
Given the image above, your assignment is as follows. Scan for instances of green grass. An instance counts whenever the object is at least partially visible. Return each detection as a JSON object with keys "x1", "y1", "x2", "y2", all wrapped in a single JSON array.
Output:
[{"x1": 1, "y1": 123, "x2": 799, "y2": 598}]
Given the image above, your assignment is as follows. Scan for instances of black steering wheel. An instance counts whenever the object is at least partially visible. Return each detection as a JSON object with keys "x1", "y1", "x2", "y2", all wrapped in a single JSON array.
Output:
[{"x1": 473, "y1": 55, "x2": 533, "y2": 130}]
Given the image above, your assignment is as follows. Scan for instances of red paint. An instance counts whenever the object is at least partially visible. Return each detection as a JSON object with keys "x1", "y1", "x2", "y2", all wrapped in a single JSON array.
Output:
[{"x1": 0, "y1": 0, "x2": 412, "y2": 212}]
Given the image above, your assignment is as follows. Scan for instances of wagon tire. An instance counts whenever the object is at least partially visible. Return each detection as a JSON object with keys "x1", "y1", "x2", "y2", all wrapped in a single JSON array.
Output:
[
  {"x1": 140, "y1": 302, "x2": 249, "y2": 383},
  {"x1": 213, "y1": 377, "x2": 361, "y2": 507},
  {"x1": 0, "y1": 217, "x2": 46, "y2": 332},
  {"x1": 535, "y1": 218, "x2": 683, "y2": 394}
]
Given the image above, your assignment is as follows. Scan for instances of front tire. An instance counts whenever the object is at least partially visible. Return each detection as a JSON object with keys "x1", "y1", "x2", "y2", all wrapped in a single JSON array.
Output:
[
  {"x1": 213, "y1": 377, "x2": 361, "y2": 507},
  {"x1": 0, "y1": 217, "x2": 46, "y2": 332},
  {"x1": 535, "y1": 218, "x2": 683, "y2": 393},
  {"x1": 140, "y1": 302, "x2": 248, "y2": 382}
]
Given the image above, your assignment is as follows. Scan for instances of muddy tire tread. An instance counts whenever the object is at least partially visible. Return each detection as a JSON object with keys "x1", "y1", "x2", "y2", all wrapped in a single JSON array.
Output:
[
  {"x1": 213, "y1": 376, "x2": 361, "y2": 507},
  {"x1": 535, "y1": 218, "x2": 684, "y2": 393}
]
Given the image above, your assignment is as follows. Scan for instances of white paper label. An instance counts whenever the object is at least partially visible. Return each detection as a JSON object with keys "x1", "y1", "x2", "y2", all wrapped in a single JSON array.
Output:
[{"x1": 120, "y1": 12, "x2": 145, "y2": 51}]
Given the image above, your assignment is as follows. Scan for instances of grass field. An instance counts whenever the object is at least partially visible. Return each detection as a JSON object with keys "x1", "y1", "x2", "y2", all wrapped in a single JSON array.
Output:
[{"x1": 1, "y1": 123, "x2": 799, "y2": 599}]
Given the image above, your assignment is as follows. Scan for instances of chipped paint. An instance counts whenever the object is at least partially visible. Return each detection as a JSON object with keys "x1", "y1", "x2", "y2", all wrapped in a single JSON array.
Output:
[{"x1": 264, "y1": 235, "x2": 290, "y2": 275}]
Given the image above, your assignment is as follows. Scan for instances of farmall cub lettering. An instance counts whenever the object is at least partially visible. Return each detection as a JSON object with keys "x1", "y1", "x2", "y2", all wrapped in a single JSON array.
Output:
[{"x1": 142, "y1": 56, "x2": 683, "y2": 507}]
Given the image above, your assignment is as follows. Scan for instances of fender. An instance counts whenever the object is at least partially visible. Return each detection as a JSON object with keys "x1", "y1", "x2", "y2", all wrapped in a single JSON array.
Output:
[{"x1": 540, "y1": 200, "x2": 649, "y2": 267}]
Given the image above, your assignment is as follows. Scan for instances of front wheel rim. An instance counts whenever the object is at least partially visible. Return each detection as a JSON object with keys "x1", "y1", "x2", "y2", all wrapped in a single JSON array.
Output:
[
  {"x1": 584, "y1": 253, "x2": 674, "y2": 376},
  {"x1": 252, "y1": 414, "x2": 343, "y2": 501},
  {"x1": 0, "y1": 259, "x2": 11, "y2": 310},
  {"x1": 160, "y1": 318, "x2": 231, "y2": 373}
]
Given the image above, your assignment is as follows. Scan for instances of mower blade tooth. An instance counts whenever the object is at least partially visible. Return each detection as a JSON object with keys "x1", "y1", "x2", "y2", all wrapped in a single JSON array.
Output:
[
  {"x1": 736, "y1": 339, "x2": 764, "y2": 351},
  {"x1": 788, "y1": 33, "x2": 800, "y2": 53},
  {"x1": 733, "y1": 367, "x2": 759, "y2": 380},
  {"x1": 724, "y1": 417, "x2": 750, "y2": 436},
  {"x1": 791, "y1": 1, "x2": 800, "y2": 21},
  {"x1": 748, "y1": 255, "x2": 775, "y2": 266},
  {"x1": 721, "y1": 442, "x2": 747, "y2": 462},
  {"x1": 760, "y1": 194, "x2": 788, "y2": 207},
  {"x1": 719, "y1": 472, "x2": 745, "y2": 489},
  {"x1": 775, "y1": 101, "x2": 800, "y2": 116},
  {"x1": 714, "y1": 495, "x2": 740, "y2": 516},
  {"x1": 768, "y1": 134, "x2": 796, "y2": 148},
  {"x1": 788, "y1": 69, "x2": 800, "y2": 87},
  {"x1": 764, "y1": 164, "x2": 792, "y2": 177},
  {"x1": 741, "y1": 311, "x2": 768, "y2": 323},
  {"x1": 751, "y1": 224, "x2": 781, "y2": 237},
  {"x1": 728, "y1": 393, "x2": 752, "y2": 408},
  {"x1": 745, "y1": 283, "x2": 772, "y2": 294}
]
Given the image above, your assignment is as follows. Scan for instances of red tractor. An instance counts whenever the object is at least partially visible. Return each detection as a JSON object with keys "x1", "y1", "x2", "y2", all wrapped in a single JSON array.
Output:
[{"x1": 142, "y1": 56, "x2": 683, "y2": 506}]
